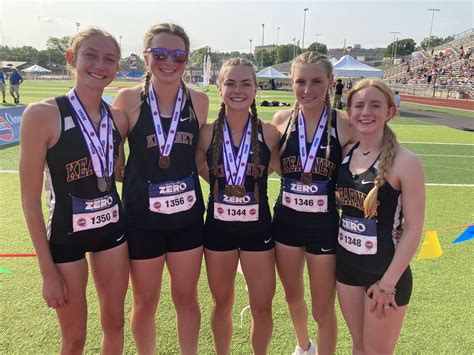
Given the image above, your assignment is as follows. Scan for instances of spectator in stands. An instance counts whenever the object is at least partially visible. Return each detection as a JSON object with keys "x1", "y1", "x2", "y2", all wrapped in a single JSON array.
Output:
[
  {"x1": 394, "y1": 91, "x2": 401, "y2": 115},
  {"x1": 334, "y1": 79, "x2": 344, "y2": 109},
  {"x1": 9, "y1": 67, "x2": 23, "y2": 104},
  {"x1": 0, "y1": 68, "x2": 6, "y2": 103}
]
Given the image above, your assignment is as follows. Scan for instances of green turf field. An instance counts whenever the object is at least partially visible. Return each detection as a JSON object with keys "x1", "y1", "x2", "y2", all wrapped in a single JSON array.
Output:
[{"x1": 1, "y1": 81, "x2": 473, "y2": 354}]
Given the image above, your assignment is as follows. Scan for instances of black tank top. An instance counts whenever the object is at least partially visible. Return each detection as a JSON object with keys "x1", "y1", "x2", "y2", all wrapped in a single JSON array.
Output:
[
  {"x1": 336, "y1": 143, "x2": 403, "y2": 275},
  {"x1": 45, "y1": 95, "x2": 124, "y2": 245},
  {"x1": 273, "y1": 110, "x2": 342, "y2": 228},
  {"x1": 123, "y1": 93, "x2": 204, "y2": 229},
  {"x1": 206, "y1": 119, "x2": 271, "y2": 229}
]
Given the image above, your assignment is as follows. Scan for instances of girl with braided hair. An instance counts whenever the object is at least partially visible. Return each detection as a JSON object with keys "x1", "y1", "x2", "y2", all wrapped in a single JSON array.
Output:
[
  {"x1": 196, "y1": 58, "x2": 280, "y2": 355},
  {"x1": 272, "y1": 51, "x2": 355, "y2": 355},
  {"x1": 113, "y1": 23, "x2": 208, "y2": 354},
  {"x1": 336, "y1": 79, "x2": 424, "y2": 354}
]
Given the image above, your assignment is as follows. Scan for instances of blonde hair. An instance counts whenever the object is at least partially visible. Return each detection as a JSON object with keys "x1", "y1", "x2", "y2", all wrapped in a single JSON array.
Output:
[
  {"x1": 346, "y1": 79, "x2": 399, "y2": 218},
  {"x1": 286, "y1": 51, "x2": 334, "y2": 159},
  {"x1": 211, "y1": 58, "x2": 261, "y2": 198},
  {"x1": 68, "y1": 27, "x2": 121, "y2": 75}
]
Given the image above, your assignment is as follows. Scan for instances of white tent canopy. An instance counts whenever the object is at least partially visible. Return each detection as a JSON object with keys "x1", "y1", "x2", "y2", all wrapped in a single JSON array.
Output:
[
  {"x1": 256, "y1": 66, "x2": 289, "y2": 79},
  {"x1": 333, "y1": 55, "x2": 383, "y2": 78},
  {"x1": 22, "y1": 64, "x2": 51, "y2": 74}
]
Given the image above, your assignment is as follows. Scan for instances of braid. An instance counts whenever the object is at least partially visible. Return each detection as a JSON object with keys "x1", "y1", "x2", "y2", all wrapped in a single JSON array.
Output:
[
  {"x1": 180, "y1": 79, "x2": 197, "y2": 121},
  {"x1": 211, "y1": 102, "x2": 226, "y2": 176},
  {"x1": 280, "y1": 101, "x2": 300, "y2": 155},
  {"x1": 250, "y1": 100, "x2": 261, "y2": 178},
  {"x1": 142, "y1": 71, "x2": 152, "y2": 100},
  {"x1": 324, "y1": 90, "x2": 332, "y2": 159},
  {"x1": 363, "y1": 124, "x2": 399, "y2": 218}
]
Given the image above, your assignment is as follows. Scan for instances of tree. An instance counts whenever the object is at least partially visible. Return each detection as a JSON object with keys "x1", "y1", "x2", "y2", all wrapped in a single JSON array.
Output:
[
  {"x1": 307, "y1": 42, "x2": 328, "y2": 55},
  {"x1": 384, "y1": 38, "x2": 416, "y2": 57},
  {"x1": 46, "y1": 36, "x2": 71, "y2": 65},
  {"x1": 275, "y1": 44, "x2": 302, "y2": 64},
  {"x1": 420, "y1": 35, "x2": 454, "y2": 50},
  {"x1": 189, "y1": 47, "x2": 220, "y2": 66},
  {"x1": 254, "y1": 50, "x2": 273, "y2": 68}
]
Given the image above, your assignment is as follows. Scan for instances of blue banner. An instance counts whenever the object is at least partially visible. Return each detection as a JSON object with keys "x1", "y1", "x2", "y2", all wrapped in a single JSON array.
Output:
[{"x1": 0, "y1": 106, "x2": 26, "y2": 146}]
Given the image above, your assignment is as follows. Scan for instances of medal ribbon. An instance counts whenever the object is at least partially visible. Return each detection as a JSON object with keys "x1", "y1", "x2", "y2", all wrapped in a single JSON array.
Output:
[
  {"x1": 148, "y1": 83, "x2": 183, "y2": 158},
  {"x1": 298, "y1": 108, "x2": 328, "y2": 173},
  {"x1": 66, "y1": 89, "x2": 113, "y2": 178},
  {"x1": 222, "y1": 116, "x2": 251, "y2": 186}
]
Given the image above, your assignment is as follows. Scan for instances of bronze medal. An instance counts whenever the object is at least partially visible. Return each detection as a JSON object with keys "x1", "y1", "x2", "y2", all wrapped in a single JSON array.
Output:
[
  {"x1": 300, "y1": 172, "x2": 312, "y2": 185},
  {"x1": 159, "y1": 156, "x2": 171, "y2": 169},
  {"x1": 97, "y1": 177, "x2": 107, "y2": 192},
  {"x1": 224, "y1": 185, "x2": 235, "y2": 196},
  {"x1": 224, "y1": 185, "x2": 246, "y2": 197}
]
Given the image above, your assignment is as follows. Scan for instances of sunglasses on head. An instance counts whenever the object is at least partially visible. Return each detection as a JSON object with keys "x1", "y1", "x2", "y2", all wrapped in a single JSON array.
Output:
[{"x1": 146, "y1": 47, "x2": 188, "y2": 63}]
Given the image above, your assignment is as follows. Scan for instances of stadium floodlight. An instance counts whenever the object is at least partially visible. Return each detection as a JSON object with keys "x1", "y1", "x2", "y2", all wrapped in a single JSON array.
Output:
[
  {"x1": 261, "y1": 23, "x2": 265, "y2": 69},
  {"x1": 249, "y1": 39, "x2": 253, "y2": 55},
  {"x1": 75, "y1": 22, "x2": 80, "y2": 33},
  {"x1": 315, "y1": 33, "x2": 321, "y2": 44},
  {"x1": 302, "y1": 8, "x2": 309, "y2": 51},
  {"x1": 276, "y1": 27, "x2": 280, "y2": 46},
  {"x1": 390, "y1": 31, "x2": 400, "y2": 64},
  {"x1": 427, "y1": 8, "x2": 440, "y2": 51}
]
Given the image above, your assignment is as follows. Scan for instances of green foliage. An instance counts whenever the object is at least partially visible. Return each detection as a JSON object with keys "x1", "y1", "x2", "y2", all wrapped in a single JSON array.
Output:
[
  {"x1": 254, "y1": 50, "x2": 274, "y2": 68},
  {"x1": 384, "y1": 38, "x2": 416, "y2": 56},
  {"x1": 275, "y1": 44, "x2": 301, "y2": 64},
  {"x1": 306, "y1": 42, "x2": 328, "y2": 55},
  {"x1": 420, "y1": 35, "x2": 455, "y2": 50},
  {"x1": 119, "y1": 55, "x2": 146, "y2": 71},
  {"x1": 46, "y1": 36, "x2": 71, "y2": 65}
]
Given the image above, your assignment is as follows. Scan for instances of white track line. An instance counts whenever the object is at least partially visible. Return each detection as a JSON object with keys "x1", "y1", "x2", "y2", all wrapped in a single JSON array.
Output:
[
  {"x1": 417, "y1": 154, "x2": 474, "y2": 158},
  {"x1": 401, "y1": 141, "x2": 474, "y2": 146}
]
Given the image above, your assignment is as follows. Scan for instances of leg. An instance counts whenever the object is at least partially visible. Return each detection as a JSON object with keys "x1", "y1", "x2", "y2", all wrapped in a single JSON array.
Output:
[
  {"x1": 129, "y1": 256, "x2": 165, "y2": 355},
  {"x1": 306, "y1": 254, "x2": 337, "y2": 355},
  {"x1": 204, "y1": 248, "x2": 239, "y2": 355},
  {"x1": 55, "y1": 259, "x2": 89, "y2": 355},
  {"x1": 10, "y1": 86, "x2": 16, "y2": 102},
  {"x1": 167, "y1": 246, "x2": 203, "y2": 355},
  {"x1": 240, "y1": 250, "x2": 276, "y2": 355},
  {"x1": 336, "y1": 282, "x2": 366, "y2": 355},
  {"x1": 89, "y1": 242, "x2": 129, "y2": 355},
  {"x1": 275, "y1": 242, "x2": 310, "y2": 349},
  {"x1": 363, "y1": 295, "x2": 408, "y2": 355}
]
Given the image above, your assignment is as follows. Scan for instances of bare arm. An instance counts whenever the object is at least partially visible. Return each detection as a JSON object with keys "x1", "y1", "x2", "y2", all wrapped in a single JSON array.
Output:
[
  {"x1": 270, "y1": 109, "x2": 292, "y2": 176},
  {"x1": 189, "y1": 88, "x2": 209, "y2": 128},
  {"x1": 19, "y1": 102, "x2": 68, "y2": 308},
  {"x1": 109, "y1": 107, "x2": 129, "y2": 182},
  {"x1": 263, "y1": 121, "x2": 281, "y2": 175}
]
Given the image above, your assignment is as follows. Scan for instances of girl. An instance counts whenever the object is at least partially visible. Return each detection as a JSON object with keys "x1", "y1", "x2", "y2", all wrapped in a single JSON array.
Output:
[
  {"x1": 113, "y1": 23, "x2": 208, "y2": 355},
  {"x1": 336, "y1": 79, "x2": 424, "y2": 354},
  {"x1": 20, "y1": 28, "x2": 129, "y2": 354},
  {"x1": 196, "y1": 58, "x2": 279, "y2": 355},
  {"x1": 271, "y1": 51, "x2": 354, "y2": 355}
]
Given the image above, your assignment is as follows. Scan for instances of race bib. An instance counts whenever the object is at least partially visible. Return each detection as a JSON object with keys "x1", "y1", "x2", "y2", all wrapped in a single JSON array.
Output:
[
  {"x1": 214, "y1": 191, "x2": 259, "y2": 222},
  {"x1": 338, "y1": 214, "x2": 377, "y2": 255},
  {"x1": 149, "y1": 175, "x2": 196, "y2": 214},
  {"x1": 282, "y1": 178, "x2": 328, "y2": 213},
  {"x1": 72, "y1": 192, "x2": 120, "y2": 232}
]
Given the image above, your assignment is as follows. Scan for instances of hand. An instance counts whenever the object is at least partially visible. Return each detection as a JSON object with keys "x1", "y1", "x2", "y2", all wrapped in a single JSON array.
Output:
[
  {"x1": 42, "y1": 271, "x2": 68, "y2": 309},
  {"x1": 366, "y1": 281, "x2": 398, "y2": 319}
]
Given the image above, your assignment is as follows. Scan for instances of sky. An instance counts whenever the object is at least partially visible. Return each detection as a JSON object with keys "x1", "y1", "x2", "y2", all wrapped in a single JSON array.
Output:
[{"x1": 0, "y1": 0, "x2": 472, "y2": 56}]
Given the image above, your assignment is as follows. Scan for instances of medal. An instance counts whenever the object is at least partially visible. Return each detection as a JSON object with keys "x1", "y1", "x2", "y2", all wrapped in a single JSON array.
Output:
[
  {"x1": 300, "y1": 172, "x2": 312, "y2": 185},
  {"x1": 105, "y1": 176, "x2": 113, "y2": 192},
  {"x1": 225, "y1": 185, "x2": 246, "y2": 197},
  {"x1": 222, "y1": 116, "x2": 252, "y2": 197},
  {"x1": 158, "y1": 156, "x2": 171, "y2": 169},
  {"x1": 97, "y1": 177, "x2": 108, "y2": 192},
  {"x1": 148, "y1": 83, "x2": 183, "y2": 170},
  {"x1": 297, "y1": 108, "x2": 328, "y2": 181}
]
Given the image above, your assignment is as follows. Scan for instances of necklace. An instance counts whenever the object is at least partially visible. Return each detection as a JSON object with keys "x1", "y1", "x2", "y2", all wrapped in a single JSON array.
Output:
[
  {"x1": 362, "y1": 151, "x2": 371, "y2": 156},
  {"x1": 351, "y1": 146, "x2": 381, "y2": 179}
]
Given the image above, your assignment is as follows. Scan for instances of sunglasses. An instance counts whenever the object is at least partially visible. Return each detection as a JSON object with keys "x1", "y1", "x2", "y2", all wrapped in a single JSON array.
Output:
[{"x1": 146, "y1": 47, "x2": 188, "y2": 63}]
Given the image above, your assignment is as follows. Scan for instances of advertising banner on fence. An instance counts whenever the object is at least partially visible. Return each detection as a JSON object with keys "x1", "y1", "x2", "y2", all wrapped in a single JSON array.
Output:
[{"x1": 0, "y1": 106, "x2": 26, "y2": 147}]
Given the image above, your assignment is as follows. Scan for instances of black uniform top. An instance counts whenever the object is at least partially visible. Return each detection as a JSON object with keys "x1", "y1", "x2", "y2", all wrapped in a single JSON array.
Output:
[
  {"x1": 336, "y1": 143, "x2": 403, "y2": 275},
  {"x1": 123, "y1": 93, "x2": 204, "y2": 229},
  {"x1": 273, "y1": 110, "x2": 342, "y2": 228},
  {"x1": 206, "y1": 119, "x2": 271, "y2": 229},
  {"x1": 45, "y1": 95, "x2": 124, "y2": 246}
]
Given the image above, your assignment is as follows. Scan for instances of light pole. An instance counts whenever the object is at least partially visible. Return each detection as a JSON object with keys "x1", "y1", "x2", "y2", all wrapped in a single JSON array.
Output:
[
  {"x1": 293, "y1": 37, "x2": 297, "y2": 59},
  {"x1": 249, "y1": 39, "x2": 253, "y2": 56},
  {"x1": 390, "y1": 31, "x2": 400, "y2": 64},
  {"x1": 119, "y1": 35, "x2": 122, "y2": 49},
  {"x1": 427, "y1": 8, "x2": 440, "y2": 51},
  {"x1": 75, "y1": 22, "x2": 80, "y2": 33},
  {"x1": 261, "y1": 23, "x2": 265, "y2": 69},
  {"x1": 315, "y1": 33, "x2": 321, "y2": 44},
  {"x1": 302, "y1": 8, "x2": 309, "y2": 51},
  {"x1": 276, "y1": 26, "x2": 280, "y2": 46}
]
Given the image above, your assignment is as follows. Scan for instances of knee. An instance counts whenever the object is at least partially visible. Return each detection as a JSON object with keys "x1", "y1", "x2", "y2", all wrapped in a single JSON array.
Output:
[
  {"x1": 250, "y1": 303, "x2": 272, "y2": 321},
  {"x1": 61, "y1": 329, "x2": 87, "y2": 354},
  {"x1": 172, "y1": 288, "x2": 199, "y2": 312},
  {"x1": 283, "y1": 287, "x2": 304, "y2": 306},
  {"x1": 311, "y1": 304, "x2": 336, "y2": 325},
  {"x1": 133, "y1": 295, "x2": 159, "y2": 317},
  {"x1": 101, "y1": 314, "x2": 125, "y2": 335}
]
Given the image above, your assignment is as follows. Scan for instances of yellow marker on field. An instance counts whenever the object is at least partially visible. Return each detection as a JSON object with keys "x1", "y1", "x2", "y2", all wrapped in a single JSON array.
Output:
[{"x1": 418, "y1": 230, "x2": 443, "y2": 259}]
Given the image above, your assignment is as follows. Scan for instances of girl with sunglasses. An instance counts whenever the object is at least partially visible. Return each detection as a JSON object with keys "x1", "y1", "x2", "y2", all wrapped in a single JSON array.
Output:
[
  {"x1": 20, "y1": 28, "x2": 129, "y2": 353},
  {"x1": 114, "y1": 23, "x2": 208, "y2": 354}
]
